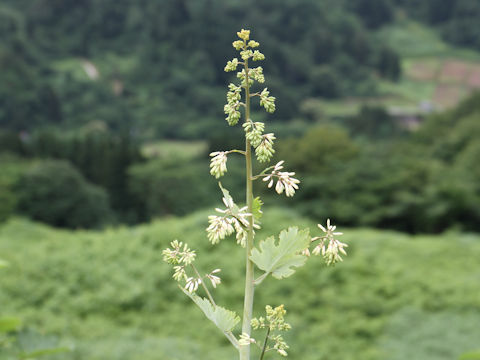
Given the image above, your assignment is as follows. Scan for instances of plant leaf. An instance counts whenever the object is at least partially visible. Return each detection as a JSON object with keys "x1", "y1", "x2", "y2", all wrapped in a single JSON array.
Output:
[
  {"x1": 250, "y1": 227, "x2": 310, "y2": 279},
  {"x1": 0, "y1": 259, "x2": 9, "y2": 269},
  {"x1": 252, "y1": 197, "x2": 263, "y2": 220},
  {"x1": 218, "y1": 182, "x2": 241, "y2": 216},
  {"x1": 182, "y1": 288, "x2": 240, "y2": 333}
]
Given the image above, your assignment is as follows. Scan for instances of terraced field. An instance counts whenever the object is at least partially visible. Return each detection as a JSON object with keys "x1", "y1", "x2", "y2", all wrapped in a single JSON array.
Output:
[{"x1": 315, "y1": 21, "x2": 480, "y2": 118}]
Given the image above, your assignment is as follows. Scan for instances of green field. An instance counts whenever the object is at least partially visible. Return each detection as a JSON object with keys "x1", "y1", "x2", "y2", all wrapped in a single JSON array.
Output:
[{"x1": 1, "y1": 208, "x2": 480, "y2": 360}]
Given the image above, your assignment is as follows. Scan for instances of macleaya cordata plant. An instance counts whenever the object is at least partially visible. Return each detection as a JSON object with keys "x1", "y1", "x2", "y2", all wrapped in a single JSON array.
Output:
[{"x1": 163, "y1": 29, "x2": 348, "y2": 360}]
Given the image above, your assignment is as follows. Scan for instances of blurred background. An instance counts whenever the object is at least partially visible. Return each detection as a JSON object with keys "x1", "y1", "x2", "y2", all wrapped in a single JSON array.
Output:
[{"x1": 1, "y1": 0, "x2": 480, "y2": 359}]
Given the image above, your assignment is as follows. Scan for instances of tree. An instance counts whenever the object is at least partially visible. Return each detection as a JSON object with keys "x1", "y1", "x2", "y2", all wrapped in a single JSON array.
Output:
[{"x1": 15, "y1": 160, "x2": 113, "y2": 228}]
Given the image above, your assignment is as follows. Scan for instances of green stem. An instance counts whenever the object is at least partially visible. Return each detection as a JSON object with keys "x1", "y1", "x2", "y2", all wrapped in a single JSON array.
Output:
[
  {"x1": 259, "y1": 327, "x2": 271, "y2": 360},
  {"x1": 228, "y1": 149, "x2": 247, "y2": 156},
  {"x1": 191, "y1": 264, "x2": 216, "y2": 306},
  {"x1": 240, "y1": 55, "x2": 255, "y2": 360},
  {"x1": 225, "y1": 331, "x2": 240, "y2": 350},
  {"x1": 253, "y1": 272, "x2": 268, "y2": 286}
]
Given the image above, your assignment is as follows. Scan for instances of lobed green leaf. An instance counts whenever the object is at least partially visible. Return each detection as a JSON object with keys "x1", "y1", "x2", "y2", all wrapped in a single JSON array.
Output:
[
  {"x1": 250, "y1": 227, "x2": 310, "y2": 280},
  {"x1": 252, "y1": 197, "x2": 263, "y2": 220},
  {"x1": 182, "y1": 289, "x2": 240, "y2": 333}
]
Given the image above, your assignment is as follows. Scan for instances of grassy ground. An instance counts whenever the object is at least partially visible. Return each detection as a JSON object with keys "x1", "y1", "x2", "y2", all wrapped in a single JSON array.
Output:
[{"x1": 1, "y1": 208, "x2": 480, "y2": 360}]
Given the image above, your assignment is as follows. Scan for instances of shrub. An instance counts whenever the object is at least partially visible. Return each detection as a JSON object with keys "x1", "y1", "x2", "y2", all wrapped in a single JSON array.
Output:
[{"x1": 15, "y1": 160, "x2": 113, "y2": 228}]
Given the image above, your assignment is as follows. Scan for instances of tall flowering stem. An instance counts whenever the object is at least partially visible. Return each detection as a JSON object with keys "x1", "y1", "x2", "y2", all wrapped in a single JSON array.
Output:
[
  {"x1": 241, "y1": 40, "x2": 255, "y2": 360},
  {"x1": 163, "y1": 29, "x2": 348, "y2": 360}
]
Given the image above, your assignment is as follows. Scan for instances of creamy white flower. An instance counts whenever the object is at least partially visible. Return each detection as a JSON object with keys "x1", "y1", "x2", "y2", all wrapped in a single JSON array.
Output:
[
  {"x1": 206, "y1": 215, "x2": 234, "y2": 244},
  {"x1": 274, "y1": 161, "x2": 284, "y2": 171},
  {"x1": 277, "y1": 349, "x2": 288, "y2": 357},
  {"x1": 255, "y1": 133, "x2": 275, "y2": 163},
  {"x1": 209, "y1": 151, "x2": 228, "y2": 178},
  {"x1": 233, "y1": 219, "x2": 248, "y2": 247},
  {"x1": 173, "y1": 266, "x2": 186, "y2": 281},
  {"x1": 162, "y1": 240, "x2": 196, "y2": 265},
  {"x1": 263, "y1": 166, "x2": 300, "y2": 197},
  {"x1": 206, "y1": 269, "x2": 222, "y2": 288},
  {"x1": 207, "y1": 188, "x2": 258, "y2": 245},
  {"x1": 312, "y1": 219, "x2": 347, "y2": 265},
  {"x1": 238, "y1": 333, "x2": 256, "y2": 346},
  {"x1": 302, "y1": 248, "x2": 311, "y2": 257},
  {"x1": 185, "y1": 277, "x2": 201, "y2": 293}
]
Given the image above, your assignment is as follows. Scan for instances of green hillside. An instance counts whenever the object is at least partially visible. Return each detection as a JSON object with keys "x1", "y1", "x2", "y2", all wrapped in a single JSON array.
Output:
[
  {"x1": 1, "y1": 209, "x2": 479, "y2": 359},
  {"x1": 315, "y1": 20, "x2": 480, "y2": 118}
]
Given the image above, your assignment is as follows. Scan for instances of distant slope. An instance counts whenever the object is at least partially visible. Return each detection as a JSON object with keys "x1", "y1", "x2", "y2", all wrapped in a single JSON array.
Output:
[
  {"x1": 310, "y1": 20, "x2": 480, "y2": 120},
  {"x1": 1, "y1": 209, "x2": 480, "y2": 360},
  {"x1": 0, "y1": 0, "x2": 399, "y2": 138}
]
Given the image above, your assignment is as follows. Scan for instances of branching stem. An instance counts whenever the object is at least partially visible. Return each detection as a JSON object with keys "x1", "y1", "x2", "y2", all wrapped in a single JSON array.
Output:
[
  {"x1": 240, "y1": 50, "x2": 255, "y2": 360},
  {"x1": 259, "y1": 327, "x2": 271, "y2": 360},
  {"x1": 191, "y1": 264, "x2": 216, "y2": 306},
  {"x1": 228, "y1": 149, "x2": 247, "y2": 156},
  {"x1": 253, "y1": 273, "x2": 268, "y2": 286}
]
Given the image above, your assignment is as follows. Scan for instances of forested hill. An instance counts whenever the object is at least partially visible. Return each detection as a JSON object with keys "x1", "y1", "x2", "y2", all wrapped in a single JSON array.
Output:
[
  {"x1": 3, "y1": 0, "x2": 479, "y2": 139},
  {"x1": 1, "y1": 0, "x2": 403, "y2": 138}
]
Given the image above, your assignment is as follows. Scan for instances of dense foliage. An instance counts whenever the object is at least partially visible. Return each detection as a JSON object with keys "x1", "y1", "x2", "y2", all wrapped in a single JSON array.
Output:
[
  {"x1": 1, "y1": 1, "x2": 479, "y2": 234},
  {"x1": 15, "y1": 160, "x2": 113, "y2": 228},
  {"x1": 393, "y1": 0, "x2": 480, "y2": 50},
  {"x1": 279, "y1": 92, "x2": 480, "y2": 233},
  {"x1": 0, "y1": 0, "x2": 401, "y2": 138},
  {"x1": 1, "y1": 91, "x2": 480, "y2": 232},
  {"x1": 1, "y1": 210, "x2": 479, "y2": 359}
]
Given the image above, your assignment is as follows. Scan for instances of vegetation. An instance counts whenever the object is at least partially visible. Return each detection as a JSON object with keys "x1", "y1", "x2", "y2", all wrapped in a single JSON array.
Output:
[
  {"x1": 15, "y1": 160, "x2": 113, "y2": 229},
  {"x1": 0, "y1": 0, "x2": 402, "y2": 138},
  {"x1": 1, "y1": 90, "x2": 480, "y2": 232},
  {"x1": 278, "y1": 92, "x2": 480, "y2": 233},
  {"x1": 160, "y1": 29, "x2": 351, "y2": 360},
  {"x1": 1, "y1": 210, "x2": 480, "y2": 359},
  {"x1": 1, "y1": 0, "x2": 480, "y2": 233},
  {"x1": 1, "y1": 3, "x2": 480, "y2": 359}
]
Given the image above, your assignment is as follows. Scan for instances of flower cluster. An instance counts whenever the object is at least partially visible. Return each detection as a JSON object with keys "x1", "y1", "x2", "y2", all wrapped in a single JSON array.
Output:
[
  {"x1": 224, "y1": 83, "x2": 242, "y2": 126},
  {"x1": 251, "y1": 305, "x2": 291, "y2": 357},
  {"x1": 310, "y1": 219, "x2": 348, "y2": 265},
  {"x1": 206, "y1": 187, "x2": 258, "y2": 246},
  {"x1": 260, "y1": 88, "x2": 276, "y2": 113},
  {"x1": 185, "y1": 276, "x2": 202, "y2": 293},
  {"x1": 243, "y1": 120, "x2": 265, "y2": 148},
  {"x1": 224, "y1": 58, "x2": 239, "y2": 72},
  {"x1": 238, "y1": 333, "x2": 256, "y2": 346},
  {"x1": 209, "y1": 151, "x2": 228, "y2": 178},
  {"x1": 206, "y1": 268, "x2": 222, "y2": 288},
  {"x1": 252, "y1": 305, "x2": 291, "y2": 332},
  {"x1": 255, "y1": 133, "x2": 276, "y2": 163},
  {"x1": 243, "y1": 119, "x2": 276, "y2": 163},
  {"x1": 262, "y1": 161, "x2": 300, "y2": 197},
  {"x1": 271, "y1": 335, "x2": 289, "y2": 357},
  {"x1": 252, "y1": 50, "x2": 265, "y2": 61},
  {"x1": 162, "y1": 240, "x2": 196, "y2": 266},
  {"x1": 163, "y1": 241, "x2": 223, "y2": 293},
  {"x1": 237, "y1": 29, "x2": 250, "y2": 41},
  {"x1": 249, "y1": 66, "x2": 265, "y2": 83},
  {"x1": 163, "y1": 240, "x2": 199, "y2": 291}
]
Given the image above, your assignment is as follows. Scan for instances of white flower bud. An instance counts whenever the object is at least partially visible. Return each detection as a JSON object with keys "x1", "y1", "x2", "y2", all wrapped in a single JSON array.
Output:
[
  {"x1": 209, "y1": 152, "x2": 228, "y2": 178},
  {"x1": 185, "y1": 277, "x2": 201, "y2": 293},
  {"x1": 224, "y1": 58, "x2": 239, "y2": 72}
]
